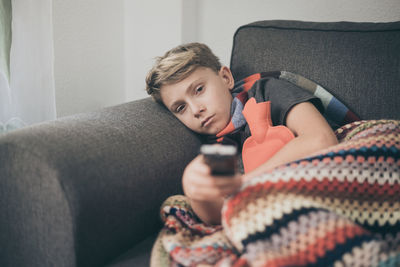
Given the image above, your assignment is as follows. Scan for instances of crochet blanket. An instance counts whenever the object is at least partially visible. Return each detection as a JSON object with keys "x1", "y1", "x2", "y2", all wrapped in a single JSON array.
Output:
[{"x1": 150, "y1": 119, "x2": 400, "y2": 267}]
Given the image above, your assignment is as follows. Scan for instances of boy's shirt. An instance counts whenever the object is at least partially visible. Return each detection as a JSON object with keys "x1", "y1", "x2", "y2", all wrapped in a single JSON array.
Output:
[{"x1": 210, "y1": 72, "x2": 324, "y2": 173}]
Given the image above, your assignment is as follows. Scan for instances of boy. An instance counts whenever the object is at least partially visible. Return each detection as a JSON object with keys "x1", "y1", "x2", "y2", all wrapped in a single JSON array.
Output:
[{"x1": 145, "y1": 43, "x2": 338, "y2": 225}]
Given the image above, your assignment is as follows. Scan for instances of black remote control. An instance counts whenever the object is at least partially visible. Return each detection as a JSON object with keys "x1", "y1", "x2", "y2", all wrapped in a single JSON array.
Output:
[{"x1": 200, "y1": 144, "x2": 238, "y2": 176}]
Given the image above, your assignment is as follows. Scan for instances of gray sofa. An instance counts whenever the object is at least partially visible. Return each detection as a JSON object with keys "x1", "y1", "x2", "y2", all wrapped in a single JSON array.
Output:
[{"x1": 0, "y1": 20, "x2": 399, "y2": 267}]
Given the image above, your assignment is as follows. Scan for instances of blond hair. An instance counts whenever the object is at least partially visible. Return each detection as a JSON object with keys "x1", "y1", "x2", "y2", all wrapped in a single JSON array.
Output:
[{"x1": 145, "y1": 43, "x2": 222, "y2": 104}]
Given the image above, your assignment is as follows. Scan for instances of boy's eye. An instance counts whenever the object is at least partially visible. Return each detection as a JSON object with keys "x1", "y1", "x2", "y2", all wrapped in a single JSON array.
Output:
[
  {"x1": 176, "y1": 104, "x2": 185, "y2": 113},
  {"x1": 195, "y1": 86, "x2": 204, "y2": 94}
]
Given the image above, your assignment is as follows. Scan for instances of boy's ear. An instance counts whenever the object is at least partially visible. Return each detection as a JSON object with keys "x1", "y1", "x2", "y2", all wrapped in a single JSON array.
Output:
[{"x1": 219, "y1": 66, "x2": 235, "y2": 90}]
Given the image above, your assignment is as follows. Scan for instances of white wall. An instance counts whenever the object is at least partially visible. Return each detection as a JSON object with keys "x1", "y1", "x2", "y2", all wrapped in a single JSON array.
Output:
[
  {"x1": 52, "y1": 0, "x2": 400, "y2": 117},
  {"x1": 53, "y1": 0, "x2": 126, "y2": 117},
  {"x1": 124, "y1": 0, "x2": 183, "y2": 102}
]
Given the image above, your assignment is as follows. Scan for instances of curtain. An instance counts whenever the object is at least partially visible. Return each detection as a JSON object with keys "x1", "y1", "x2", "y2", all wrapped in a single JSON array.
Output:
[
  {"x1": 0, "y1": 0, "x2": 56, "y2": 134},
  {"x1": 0, "y1": 0, "x2": 12, "y2": 132}
]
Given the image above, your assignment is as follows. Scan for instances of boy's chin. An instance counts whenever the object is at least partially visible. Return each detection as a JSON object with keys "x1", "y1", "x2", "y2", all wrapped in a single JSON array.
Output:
[
  {"x1": 192, "y1": 122, "x2": 228, "y2": 136},
  {"x1": 203, "y1": 126, "x2": 223, "y2": 135},
  {"x1": 196, "y1": 131, "x2": 216, "y2": 136},
  {"x1": 201, "y1": 124, "x2": 228, "y2": 136},
  {"x1": 195, "y1": 128, "x2": 219, "y2": 136}
]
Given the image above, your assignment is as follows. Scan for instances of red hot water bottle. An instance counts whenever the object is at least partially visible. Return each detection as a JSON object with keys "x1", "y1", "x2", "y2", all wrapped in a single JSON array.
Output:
[{"x1": 241, "y1": 98, "x2": 294, "y2": 173}]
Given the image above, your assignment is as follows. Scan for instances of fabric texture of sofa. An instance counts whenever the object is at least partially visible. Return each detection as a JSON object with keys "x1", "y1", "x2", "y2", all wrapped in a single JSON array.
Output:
[{"x1": 0, "y1": 20, "x2": 399, "y2": 267}]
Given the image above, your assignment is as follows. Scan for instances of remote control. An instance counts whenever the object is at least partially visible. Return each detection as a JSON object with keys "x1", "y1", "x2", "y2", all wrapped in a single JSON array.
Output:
[{"x1": 200, "y1": 144, "x2": 238, "y2": 176}]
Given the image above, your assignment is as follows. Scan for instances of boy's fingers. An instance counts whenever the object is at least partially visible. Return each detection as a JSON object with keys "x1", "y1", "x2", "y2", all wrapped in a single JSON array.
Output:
[
  {"x1": 190, "y1": 155, "x2": 211, "y2": 174},
  {"x1": 208, "y1": 174, "x2": 242, "y2": 187},
  {"x1": 186, "y1": 186, "x2": 221, "y2": 201},
  {"x1": 191, "y1": 163, "x2": 210, "y2": 175},
  {"x1": 188, "y1": 174, "x2": 240, "y2": 188},
  {"x1": 187, "y1": 186, "x2": 238, "y2": 201},
  {"x1": 186, "y1": 176, "x2": 242, "y2": 200}
]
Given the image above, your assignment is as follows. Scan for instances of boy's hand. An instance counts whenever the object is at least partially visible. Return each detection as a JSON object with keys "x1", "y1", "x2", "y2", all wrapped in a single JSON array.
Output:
[{"x1": 182, "y1": 154, "x2": 242, "y2": 202}]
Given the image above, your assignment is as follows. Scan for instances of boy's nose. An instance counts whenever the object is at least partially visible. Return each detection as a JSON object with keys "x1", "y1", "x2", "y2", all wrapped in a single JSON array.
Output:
[{"x1": 191, "y1": 103, "x2": 205, "y2": 118}]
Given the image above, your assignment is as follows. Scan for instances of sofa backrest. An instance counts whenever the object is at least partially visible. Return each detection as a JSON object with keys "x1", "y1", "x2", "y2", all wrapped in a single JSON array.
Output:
[{"x1": 230, "y1": 20, "x2": 400, "y2": 121}]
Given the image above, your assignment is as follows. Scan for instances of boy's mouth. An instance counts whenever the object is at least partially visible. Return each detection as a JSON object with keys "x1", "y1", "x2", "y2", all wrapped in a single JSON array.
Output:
[{"x1": 201, "y1": 115, "x2": 214, "y2": 127}]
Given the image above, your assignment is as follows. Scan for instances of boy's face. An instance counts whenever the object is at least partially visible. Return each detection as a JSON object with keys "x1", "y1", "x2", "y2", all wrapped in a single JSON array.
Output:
[{"x1": 161, "y1": 66, "x2": 234, "y2": 135}]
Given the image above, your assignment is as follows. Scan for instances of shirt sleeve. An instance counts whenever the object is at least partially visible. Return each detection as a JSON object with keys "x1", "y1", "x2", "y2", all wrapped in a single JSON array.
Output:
[{"x1": 250, "y1": 77, "x2": 324, "y2": 126}]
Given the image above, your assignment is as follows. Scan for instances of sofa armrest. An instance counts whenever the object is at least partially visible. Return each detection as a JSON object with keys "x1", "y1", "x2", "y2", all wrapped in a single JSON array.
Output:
[{"x1": 0, "y1": 98, "x2": 201, "y2": 267}]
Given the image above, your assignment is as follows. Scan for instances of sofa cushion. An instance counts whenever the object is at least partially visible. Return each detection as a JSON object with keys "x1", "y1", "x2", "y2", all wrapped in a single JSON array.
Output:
[{"x1": 230, "y1": 20, "x2": 400, "y2": 121}]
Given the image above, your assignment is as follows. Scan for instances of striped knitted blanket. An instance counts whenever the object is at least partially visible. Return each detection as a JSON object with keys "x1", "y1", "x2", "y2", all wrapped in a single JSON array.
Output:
[{"x1": 151, "y1": 119, "x2": 400, "y2": 267}]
